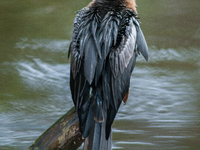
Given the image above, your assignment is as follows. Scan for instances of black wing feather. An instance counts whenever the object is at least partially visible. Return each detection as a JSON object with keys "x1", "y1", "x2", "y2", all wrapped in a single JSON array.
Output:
[
  {"x1": 92, "y1": 19, "x2": 102, "y2": 59},
  {"x1": 136, "y1": 26, "x2": 148, "y2": 61},
  {"x1": 84, "y1": 36, "x2": 98, "y2": 84}
]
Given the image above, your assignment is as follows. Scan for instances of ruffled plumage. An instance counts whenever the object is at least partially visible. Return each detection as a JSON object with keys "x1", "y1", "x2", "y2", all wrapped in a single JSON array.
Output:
[{"x1": 69, "y1": 5, "x2": 148, "y2": 140}]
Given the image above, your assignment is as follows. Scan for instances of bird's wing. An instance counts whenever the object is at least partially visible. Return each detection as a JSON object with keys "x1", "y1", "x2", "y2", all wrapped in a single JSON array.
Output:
[
  {"x1": 69, "y1": 8, "x2": 104, "y2": 135},
  {"x1": 69, "y1": 8, "x2": 92, "y2": 130},
  {"x1": 103, "y1": 10, "x2": 148, "y2": 138}
]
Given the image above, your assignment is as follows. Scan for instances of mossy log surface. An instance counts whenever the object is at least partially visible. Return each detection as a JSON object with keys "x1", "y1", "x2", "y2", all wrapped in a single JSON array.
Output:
[{"x1": 27, "y1": 107, "x2": 84, "y2": 150}]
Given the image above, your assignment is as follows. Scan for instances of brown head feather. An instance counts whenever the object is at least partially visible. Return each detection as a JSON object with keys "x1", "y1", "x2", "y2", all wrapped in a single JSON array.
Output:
[
  {"x1": 87, "y1": 0, "x2": 137, "y2": 13},
  {"x1": 126, "y1": 0, "x2": 137, "y2": 13}
]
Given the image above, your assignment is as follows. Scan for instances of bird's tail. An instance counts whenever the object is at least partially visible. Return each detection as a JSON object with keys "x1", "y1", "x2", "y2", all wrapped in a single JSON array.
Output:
[
  {"x1": 83, "y1": 91, "x2": 112, "y2": 150},
  {"x1": 83, "y1": 119, "x2": 112, "y2": 150}
]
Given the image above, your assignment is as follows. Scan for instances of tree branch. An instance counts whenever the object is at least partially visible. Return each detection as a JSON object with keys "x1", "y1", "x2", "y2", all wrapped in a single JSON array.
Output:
[{"x1": 27, "y1": 107, "x2": 84, "y2": 150}]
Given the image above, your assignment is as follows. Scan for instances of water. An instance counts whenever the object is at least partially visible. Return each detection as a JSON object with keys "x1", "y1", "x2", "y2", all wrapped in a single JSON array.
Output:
[{"x1": 0, "y1": 0, "x2": 200, "y2": 150}]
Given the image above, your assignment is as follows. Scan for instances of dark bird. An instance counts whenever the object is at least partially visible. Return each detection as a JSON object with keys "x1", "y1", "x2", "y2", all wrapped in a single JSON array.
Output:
[{"x1": 68, "y1": 0, "x2": 148, "y2": 149}]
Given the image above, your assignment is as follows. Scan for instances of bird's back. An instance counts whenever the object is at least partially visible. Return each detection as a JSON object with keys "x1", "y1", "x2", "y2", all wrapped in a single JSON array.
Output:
[{"x1": 69, "y1": 0, "x2": 148, "y2": 148}]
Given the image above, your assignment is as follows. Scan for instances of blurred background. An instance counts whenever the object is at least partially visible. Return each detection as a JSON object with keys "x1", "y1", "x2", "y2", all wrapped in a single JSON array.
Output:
[{"x1": 0, "y1": 0, "x2": 200, "y2": 149}]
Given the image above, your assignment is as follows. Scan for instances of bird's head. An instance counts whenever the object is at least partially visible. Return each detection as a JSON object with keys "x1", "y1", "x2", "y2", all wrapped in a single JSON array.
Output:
[{"x1": 88, "y1": 0, "x2": 137, "y2": 13}]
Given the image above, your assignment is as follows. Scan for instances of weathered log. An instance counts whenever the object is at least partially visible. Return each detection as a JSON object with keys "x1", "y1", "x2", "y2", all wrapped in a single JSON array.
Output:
[{"x1": 27, "y1": 107, "x2": 84, "y2": 150}]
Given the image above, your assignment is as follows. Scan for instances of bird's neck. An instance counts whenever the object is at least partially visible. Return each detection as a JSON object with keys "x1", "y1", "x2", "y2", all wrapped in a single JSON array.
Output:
[{"x1": 88, "y1": 0, "x2": 137, "y2": 13}]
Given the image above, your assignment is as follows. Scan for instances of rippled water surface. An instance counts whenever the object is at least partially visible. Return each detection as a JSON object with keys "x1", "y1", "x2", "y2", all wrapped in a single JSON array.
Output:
[{"x1": 0, "y1": 0, "x2": 200, "y2": 150}]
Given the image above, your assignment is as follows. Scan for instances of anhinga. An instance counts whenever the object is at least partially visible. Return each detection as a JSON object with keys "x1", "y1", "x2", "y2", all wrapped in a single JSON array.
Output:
[{"x1": 68, "y1": 0, "x2": 148, "y2": 149}]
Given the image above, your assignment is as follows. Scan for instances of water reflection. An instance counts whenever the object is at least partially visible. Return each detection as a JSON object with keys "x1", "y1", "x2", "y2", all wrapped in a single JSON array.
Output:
[{"x1": 0, "y1": 0, "x2": 200, "y2": 150}]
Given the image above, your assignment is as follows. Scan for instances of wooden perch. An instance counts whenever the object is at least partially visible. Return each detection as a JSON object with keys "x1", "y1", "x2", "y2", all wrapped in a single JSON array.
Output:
[{"x1": 27, "y1": 107, "x2": 84, "y2": 150}]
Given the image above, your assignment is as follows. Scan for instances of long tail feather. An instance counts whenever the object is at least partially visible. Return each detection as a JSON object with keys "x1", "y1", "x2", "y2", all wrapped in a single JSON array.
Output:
[{"x1": 83, "y1": 120, "x2": 112, "y2": 150}]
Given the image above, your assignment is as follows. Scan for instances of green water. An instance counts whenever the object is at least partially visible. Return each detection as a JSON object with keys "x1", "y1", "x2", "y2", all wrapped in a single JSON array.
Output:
[{"x1": 0, "y1": 0, "x2": 200, "y2": 150}]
